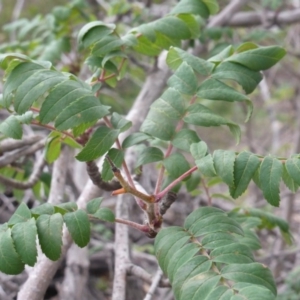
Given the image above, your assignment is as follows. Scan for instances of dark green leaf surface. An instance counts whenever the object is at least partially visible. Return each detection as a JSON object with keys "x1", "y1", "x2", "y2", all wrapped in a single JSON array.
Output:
[
  {"x1": 76, "y1": 127, "x2": 120, "y2": 161},
  {"x1": 212, "y1": 61, "x2": 262, "y2": 94},
  {"x1": 111, "y1": 113, "x2": 132, "y2": 132},
  {"x1": 102, "y1": 148, "x2": 124, "y2": 181},
  {"x1": 167, "y1": 62, "x2": 198, "y2": 95},
  {"x1": 64, "y1": 210, "x2": 90, "y2": 248},
  {"x1": 282, "y1": 164, "x2": 299, "y2": 193},
  {"x1": 226, "y1": 45, "x2": 286, "y2": 71},
  {"x1": 3, "y1": 62, "x2": 44, "y2": 106},
  {"x1": 163, "y1": 153, "x2": 190, "y2": 179},
  {"x1": 31, "y1": 203, "x2": 55, "y2": 216},
  {"x1": 55, "y1": 95, "x2": 110, "y2": 130},
  {"x1": 197, "y1": 78, "x2": 253, "y2": 122},
  {"x1": 213, "y1": 150, "x2": 235, "y2": 188},
  {"x1": 0, "y1": 115, "x2": 22, "y2": 139},
  {"x1": 259, "y1": 156, "x2": 282, "y2": 207},
  {"x1": 222, "y1": 263, "x2": 276, "y2": 295},
  {"x1": 171, "y1": 129, "x2": 201, "y2": 152},
  {"x1": 54, "y1": 202, "x2": 78, "y2": 214},
  {"x1": 230, "y1": 152, "x2": 261, "y2": 199},
  {"x1": 8, "y1": 203, "x2": 32, "y2": 225},
  {"x1": 196, "y1": 154, "x2": 217, "y2": 177},
  {"x1": 184, "y1": 103, "x2": 241, "y2": 143},
  {"x1": 154, "y1": 207, "x2": 276, "y2": 299},
  {"x1": 136, "y1": 147, "x2": 164, "y2": 168},
  {"x1": 285, "y1": 156, "x2": 300, "y2": 186},
  {"x1": 14, "y1": 69, "x2": 66, "y2": 114},
  {"x1": 0, "y1": 229, "x2": 24, "y2": 275},
  {"x1": 40, "y1": 80, "x2": 92, "y2": 124},
  {"x1": 11, "y1": 218, "x2": 37, "y2": 266},
  {"x1": 93, "y1": 207, "x2": 115, "y2": 222},
  {"x1": 86, "y1": 197, "x2": 103, "y2": 214},
  {"x1": 190, "y1": 141, "x2": 208, "y2": 160},
  {"x1": 167, "y1": 47, "x2": 214, "y2": 75},
  {"x1": 36, "y1": 213, "x2": 63, "y2": 261},
  {"x1": 92, "y1": 35, "x2": 124, "y2": 56},
  {"x1": 170, "y1": 0, "x2": 210, "y2": 18},
  {"x1": 153, "y1": 17, "x2": 191, "y2": 40},
  {"x1": 122, "y1": 132, "x2": 151, "y2": 148}
]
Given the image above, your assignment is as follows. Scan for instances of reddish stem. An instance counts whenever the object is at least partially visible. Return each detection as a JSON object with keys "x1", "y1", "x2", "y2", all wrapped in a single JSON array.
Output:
[
  {"x1": 155, "y1": 166, "x2": 198, "y2": 202},
  {"x1": 115, "y1": 218, "x2": 149, "y2": 233}
]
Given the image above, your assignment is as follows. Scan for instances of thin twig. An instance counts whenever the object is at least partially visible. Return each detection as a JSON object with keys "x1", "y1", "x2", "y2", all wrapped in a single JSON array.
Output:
[
  {"x1": 126, "y1": 263, "x2": 170, "y2": 287},
  {"x1": 0, "y1": 138, "x2": 46, "y2": 168},
  {"x1": 0, "y1": 136, "x2": 43, "y2": 153},
  {"x1": 0, "y1": 154, "x2": 45, "y2": 189},
  {"x1": 143, "y1": 268, "x2": 164, "y2": 300}
]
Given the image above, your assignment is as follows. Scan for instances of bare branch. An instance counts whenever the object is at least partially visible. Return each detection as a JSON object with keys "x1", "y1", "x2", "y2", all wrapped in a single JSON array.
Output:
[
  {"x1": 0, "y1": 138, "x2": 46, "y2": 168},
  {"x1": 0, "y1": 136, "x2": 43, "y2": 154},
  {"x1": 208, "y1": 0, "x2": 251, "y2": 28},
  {"x1": 126, "y1": 263, "x2": 170, "y2": 288},
  {"x1": 17, "y1": 147, "x2": 71, "y2": 300},
  {"x1": 228, "y1": 8, "x2": 300, "y2": 27},
  {"x1": 58, "y1": 244, "x2": 89, "y2": 300},
  {"x1": 143, "y1": 268, "x2": 164, "y2": 300},
  {"x1": 0, "y1": 155, "x2": 45, "y2": 189},
  {"x1": 86, "y1": 160, "x2": 121, "y2": 191},
  {"x1": 112, "y1": 195, "x2": 130, "y2": 300}
]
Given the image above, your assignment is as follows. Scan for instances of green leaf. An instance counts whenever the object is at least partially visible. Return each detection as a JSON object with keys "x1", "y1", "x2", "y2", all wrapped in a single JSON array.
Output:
[
  {"x1": 285, "y1": 156, "x2": 300, "y2": 186},
  {"x1": 226, "y1": 45, "x2": 286, "y2": 71},
  {"x1": 197, "y1": 78, "x2": 253, "y2": 122},
  {"x1": 212, "y1": 61, "x2": 262, "y2": 94},
  {"x1": 152, "y1": 16, "x2": 191, "y2": 40},
  {"x1": 190, "y1": 141, "x2": 208, "y2": 160},
  {"x1": 122, "y1": 132, "x2": 151, "y2": 148},
  {"x1": 111, "y1": 112, "x2": 132, "y2": 132},
  {"x1": 132, "y1": 35, "x2": 161, "y2": 56},
  {"x1": 40, "y1": 79, "x2": 92, "y2": 124},
  {"x1": 93, "y1": 207, "x2": 115, "y2": 222},
  {"x1": 76, "y1": 127, "x2": 120, "y2": 161},
  {"x1": 196, "y1": 154, "x2": 217, "y2": 177},
  {"x1": 45, "y1": 135, "x2": 61, "y2": 164},
  {"x1": 92, "y1": 35, "x2": 124, "y2": 56},
  {"x1": 170, "y1": 0, "x2": 210, "y2": 18},
  {"x1": 136, "y1": 147, "x2": 164, "y2": 168},
  {"x1": 8, "y1": 202, "x2": 31, "y2": 225},
  {"x1": 213, "y1": 150, "x2": 236, "y2": 187},
  {"x1": 185, "y1": 172, "x2": 201, "y2": 192},
  {"x1": 31, "y1": 203, "x2": 55, "y2": 215},
  {"x1": 102, "y1": 148, "x2": 124, "y2": 181},
  {"x1": 0, "y1": 52, "x2": 31, "y2": 69},
  {"x1": 64, "y1": 210, "x2": 90, "y2": 248},
  {"x1": 177, "y1": 14, "x2": 201, "y2": 38},
  {"x1": 55, "y1": 95, "x2": 110, "y2": 131},
  {"x1": 167, "y1": 62, "x2": 198, "y2": 95},
  {"x1": 167, "y1": 47, "x2": 214, "y2": 75},
  {"x1": 0, "y1": 229, "x2": 24, "y2": 275},
  {"x1": 77, "y1": 21, "x2": 116, "y2": 49},
  {"x1": 230, "y1": 152, "x2": 261, "y2": 199},
  {"x1": 171, "y1": 129, "x2": 200, "y2": 152},
  {"x1": 202, "y1": 0, "x2": 219, "y2": 14},
  {"x1": 141, "y1": 88, "x2": 186, "y2": 141},
  {"x1": 208, "y1": 45, "x2": 234, "y2": 63},
  {"x1": 86, "y1": 197, "x2": 103, "y2": 214},
  {"x1": 163, "y1": 153, "x2": 190, "y2": 179},
  {"x1": 259, "y1": 156, "x2": 282, "y2": 207},
  {"x1": 0, "y1": 115, "x2": 22, "y2": 139},
  {"x1": 3, "y1": 62, "x2": 44, "y2": 106},
  {"x1": 11, "y1": 218, "x2": 37, "y2": 266},
  {"x1": 282, "y1": 164, "x2": 299, "y2": 193},
  {"x1": 14, "y1": 69, "x2": 66, "y2": 114},
  {"x1": 54, "y1": 202, "x2": 78, "y2": 214},
  {"x1": 36, "y1": 213, "x2": 63, "y2": 261},
  {"x1": 222, "y1": 263, "x2": 277, "y2": 295},
  {"x1": 184, "y1": 103, "x2": 241, "y2": 143}
]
